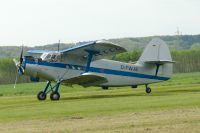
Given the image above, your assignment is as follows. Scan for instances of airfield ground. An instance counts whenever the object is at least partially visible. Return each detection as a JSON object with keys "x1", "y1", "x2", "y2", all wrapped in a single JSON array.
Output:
[{"x1": 0, "y1": 72, "x2": 199, "y2": 133}]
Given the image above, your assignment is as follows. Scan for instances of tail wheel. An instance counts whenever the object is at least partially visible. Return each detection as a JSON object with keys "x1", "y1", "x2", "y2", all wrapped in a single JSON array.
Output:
[
  {"x1": 146, "y1": 87, "x2": 151, "y2": 93},
  {"x1": 37, "y1": 91, "x2": 47, "y2": 100},
  {"x1": 50, "y1": 92, "x2": 60, "y2": 101}
]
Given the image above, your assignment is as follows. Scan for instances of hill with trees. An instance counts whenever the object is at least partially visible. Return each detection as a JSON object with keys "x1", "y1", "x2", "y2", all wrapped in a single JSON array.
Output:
[{"x1": 0, "y1": 34, "x2": 200, "y2": 58}]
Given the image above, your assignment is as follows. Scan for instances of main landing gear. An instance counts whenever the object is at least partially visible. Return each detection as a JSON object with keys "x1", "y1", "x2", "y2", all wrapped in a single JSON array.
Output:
[
  {"x1": 145, "y1": 84, "x2": 151, "y2": 93},
  {"x1": 37, "y1": 81, "x2": 61, "y2": 101}
]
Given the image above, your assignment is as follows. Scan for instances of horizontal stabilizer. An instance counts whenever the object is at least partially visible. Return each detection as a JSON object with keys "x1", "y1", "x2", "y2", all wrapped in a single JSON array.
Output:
[
  {"x1": 62, "y1": 73, "x2": 108, "y2": 87},
  {"x1": 144, "y1": 60, "x2": 175, "y2": 65}
]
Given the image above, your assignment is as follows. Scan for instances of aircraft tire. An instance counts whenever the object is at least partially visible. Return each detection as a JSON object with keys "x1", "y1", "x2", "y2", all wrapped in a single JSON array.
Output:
[
  {"x1": 50, "y1": 92, "x2": 60, "y2": 101},
  {"x1": 37, "y1": 91, "x2": 47, "y2": 100},
  {"x1": 146, "y1": 87, "x2": 151, "y2": 93}
]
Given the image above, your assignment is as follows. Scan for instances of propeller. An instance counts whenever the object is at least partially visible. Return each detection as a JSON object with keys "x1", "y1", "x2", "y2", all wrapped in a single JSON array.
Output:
[
  {"x1": 14, "y1": 69, "x2": 18, "y2": 89},
  {"x1": 13, "y1": 45, "x2": 24, "y2": 88},
  {"x1": 58, "y1": 40, "x2": 60, "y2": 52},
  {"x1": 20, "y1": 45, "x2": 23, "y2": 65}
]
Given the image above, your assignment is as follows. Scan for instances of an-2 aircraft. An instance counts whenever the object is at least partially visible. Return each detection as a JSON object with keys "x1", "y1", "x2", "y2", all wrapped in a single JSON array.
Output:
[{"x1": 13, "y1": 38, "x2": 174, "y2": 101}]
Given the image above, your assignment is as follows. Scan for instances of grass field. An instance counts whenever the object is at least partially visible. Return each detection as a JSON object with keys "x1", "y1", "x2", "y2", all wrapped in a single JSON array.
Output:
[{"x1": 0, "y1": 72, "x2": 200, "y2": 133}]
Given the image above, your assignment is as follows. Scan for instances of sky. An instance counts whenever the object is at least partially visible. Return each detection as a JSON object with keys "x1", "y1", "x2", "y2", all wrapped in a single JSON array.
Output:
[{"x1": 0, "y1": 0, "x2": 199, "y2": 46}]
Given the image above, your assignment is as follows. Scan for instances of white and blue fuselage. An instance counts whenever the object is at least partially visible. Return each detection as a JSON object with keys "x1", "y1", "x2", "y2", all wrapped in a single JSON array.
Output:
[{"x1": 23, "y1": 58, "x2": 171, "y2": 87}]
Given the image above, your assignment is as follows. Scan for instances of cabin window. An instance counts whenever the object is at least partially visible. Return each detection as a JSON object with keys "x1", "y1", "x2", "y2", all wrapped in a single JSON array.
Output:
[{"x1": 41, "y1": 53, "x2": 61, "y2": 62}]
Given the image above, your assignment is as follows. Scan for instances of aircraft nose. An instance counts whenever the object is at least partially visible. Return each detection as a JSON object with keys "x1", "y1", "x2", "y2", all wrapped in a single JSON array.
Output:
[
  {"x1": 13, "y1": 57, "x2": 25, "y2": 75},
  {"x1": 18, "y1": 57, "x2": 26, "y2": 75},
  {"x1": 20, "y1": 57, "x2": 26, "y2": 75},
  {"x1": 13, "y1": 45, "x2": 26, "y2": 75}
]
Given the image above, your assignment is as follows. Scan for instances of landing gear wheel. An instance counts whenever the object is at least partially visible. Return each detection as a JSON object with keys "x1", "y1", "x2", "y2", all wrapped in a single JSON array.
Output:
[
  {"x1": 102, "y1": 86, "x2": 108, "y2": 90},
  {"x1": 37, "y1": 91, "x2": 46, "y2": 100},
  {"x1": 50, "y1": 92, "x2": 60, "y2": 101},
  {"x1": 146, "y1": 87, "x2": 151, "y2": 93}
]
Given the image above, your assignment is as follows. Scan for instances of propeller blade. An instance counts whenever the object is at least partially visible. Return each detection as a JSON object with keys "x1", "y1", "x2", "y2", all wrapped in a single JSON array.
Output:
[
  {"x1": 14, "y1": 71, "x2": 18, "y2": 89},
  {"x1": 20, "y1": 45, "x2": 23, "y2": 65},
  {"x1": 13, "y1": 58, "x2": 20, "y2": 67},
  {"x1": 13, "y1": 58, "x2": 24, "y2": 75},
  {"x1": 18, "y1": 66, "x2": 24, "y2": 75},
  {"x1": 13, "y1": 46, "x2": 24, "y2": 88}
]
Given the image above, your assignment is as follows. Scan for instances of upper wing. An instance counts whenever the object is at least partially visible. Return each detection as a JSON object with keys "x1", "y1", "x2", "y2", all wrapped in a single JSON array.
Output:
[
  {"x1": 62, "y1": 73, "x2": 108, "y2": 87},
  {"x1": 27, "y1": 50, "x2": 55, "y2": 56},
  {"x1": 27, "y1": 40, "x2": 126, "y2": 65},
  {"x1": 60, "y1": 40, "x2": 127, "y2": 60}
]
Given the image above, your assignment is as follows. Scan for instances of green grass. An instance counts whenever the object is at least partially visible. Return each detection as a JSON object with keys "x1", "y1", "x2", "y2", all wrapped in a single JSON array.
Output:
[{"x1": 0, "y1": 72, "x2": 200, "y2": 132}]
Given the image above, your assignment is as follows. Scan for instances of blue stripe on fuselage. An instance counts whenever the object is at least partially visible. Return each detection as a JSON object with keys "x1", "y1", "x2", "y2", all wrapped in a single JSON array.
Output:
[
  {"x1": 89, "y1": 67, "x2": 169, "y2": 80},
  {"x1": 25, "y1": 60, "x2": 170, "y2": 81}
]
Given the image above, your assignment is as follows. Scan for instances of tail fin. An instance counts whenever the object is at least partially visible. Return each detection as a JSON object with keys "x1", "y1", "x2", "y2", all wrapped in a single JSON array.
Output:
[
  {"x1": 138, "y1": 38, "x2": 174, "y2": 78},
  {"x1": 139, "y1": 38, "x2": 172, "y2": 63}
]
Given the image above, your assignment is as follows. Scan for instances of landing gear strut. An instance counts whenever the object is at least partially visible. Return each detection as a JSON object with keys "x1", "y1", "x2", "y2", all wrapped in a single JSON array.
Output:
[
  {"x1": 145, "y1": 85, "x2": 151, "y2": 93},
  {"x1": 37, "y1": 81, "x2": 61, "y2": 101}
]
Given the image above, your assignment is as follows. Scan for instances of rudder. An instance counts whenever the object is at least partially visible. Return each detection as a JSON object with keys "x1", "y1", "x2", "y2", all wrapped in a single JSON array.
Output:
[
  {"x1": 139, "y1": 38, "x2": 172, "y2": 62},
  {"x1": 138, "y1": 38, "x2": 174, "y2": 78}
]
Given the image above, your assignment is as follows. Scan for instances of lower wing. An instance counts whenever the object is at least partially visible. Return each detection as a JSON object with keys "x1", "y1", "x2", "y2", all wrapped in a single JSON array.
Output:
[{"x1": 62, "y1": 73, "x2": 108, "y2": 87}]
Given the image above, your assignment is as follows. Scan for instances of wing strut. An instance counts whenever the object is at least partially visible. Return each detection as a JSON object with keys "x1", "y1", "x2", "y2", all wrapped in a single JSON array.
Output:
[{"x1": 85, "y1": 49, "x2": 100, "y2": 72}]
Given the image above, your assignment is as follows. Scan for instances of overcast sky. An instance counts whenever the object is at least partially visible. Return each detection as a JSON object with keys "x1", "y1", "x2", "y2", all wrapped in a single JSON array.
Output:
[{"x1": 0, "y1": 0, "x2": 199, "y2": 46}]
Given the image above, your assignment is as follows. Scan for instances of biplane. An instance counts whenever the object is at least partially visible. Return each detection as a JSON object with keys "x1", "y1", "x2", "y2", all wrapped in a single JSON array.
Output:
[{"x1": 14, "y1": 38, "x2": 174, "y2": 100}]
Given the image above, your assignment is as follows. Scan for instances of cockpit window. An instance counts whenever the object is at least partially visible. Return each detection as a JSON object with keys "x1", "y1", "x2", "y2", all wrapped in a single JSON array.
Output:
[
  {"x1": 40, "y1": 52, "x2": 61, "y2": 62},
  {"x1": 51, "y1": 54, "x2": 56, "y2": 59},
  {"x1": 46, "y1": 54, "x2": 51, "y2": 59},
  {"x1": 40, "y1": 53, "x2": 48, "y2": 59}
]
